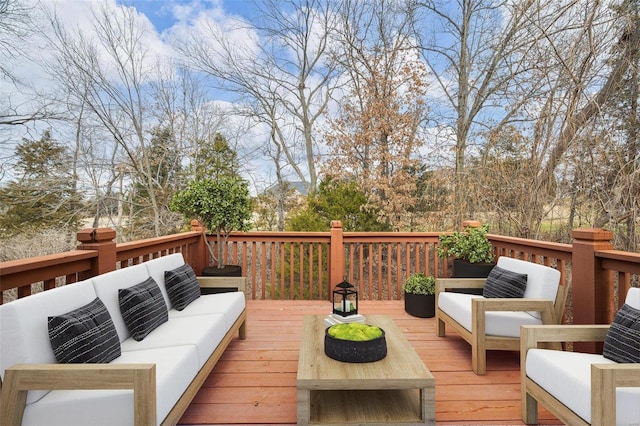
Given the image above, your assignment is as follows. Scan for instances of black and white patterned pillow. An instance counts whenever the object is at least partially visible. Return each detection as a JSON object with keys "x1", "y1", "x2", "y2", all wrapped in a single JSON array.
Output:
[
  {"x1": 603, "y1": 303, "x2": 640, "y2": 363},
  {"x1": 119, "y1": 277, "x2": 168, "y2": 341},
  {"x1": 482, "y1": 265, "x2": 528, "y2": 298},
  {"x1": 165, "y1": 263, "x2": 201, "y2": 311},
  {"x1": 48, "y1": 297, "x2": 121, "y2": 363}
]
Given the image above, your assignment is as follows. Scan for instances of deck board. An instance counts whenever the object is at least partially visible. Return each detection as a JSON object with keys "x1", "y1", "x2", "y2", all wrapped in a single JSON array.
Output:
[{"x1": 179, "y1": 300, "x2": 561, "y2": 425}]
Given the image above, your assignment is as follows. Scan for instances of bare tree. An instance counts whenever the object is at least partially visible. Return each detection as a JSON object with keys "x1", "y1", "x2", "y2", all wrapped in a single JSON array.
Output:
[
  {"x1": 45, "y1": 2, "x2": 174, "y2": 237},
  {"x1": 175, "y1": 0, "x2": 338, "y2": 195},
  {"x1": 416, "y1": 0, "x2": 540, "y2": 226}
]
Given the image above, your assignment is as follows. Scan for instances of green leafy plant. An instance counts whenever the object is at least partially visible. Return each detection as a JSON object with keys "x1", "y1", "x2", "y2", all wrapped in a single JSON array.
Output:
[
  {"x1": 402, "y1": 273, "x2": 436, "y2": 295},
  {"x1": 436, "y1": 224, "x2": 494, "y2": 264},
  {"x1": 170, "y1": 176, "x2": 253, "y2": 268}
]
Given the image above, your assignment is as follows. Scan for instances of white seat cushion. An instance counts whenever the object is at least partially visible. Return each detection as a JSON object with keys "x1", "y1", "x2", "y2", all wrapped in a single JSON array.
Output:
[
  {"x1": 438, "y1": 292, "x2": 542, "y2": 337},
  {"x1": 526, "y1": 348, "x2": 640, "y2": 424},
  {"x1": 20, "y1": 345, "x2": 199, "y2": 426},
  {"x1": 120, "y1": 313, "x2": 227, "y2": 368},
  {"x1": 169, "y1": 292, "x2": 246, "y2": 330},
  {"x1": 0, "y1": 280, "x2": 98, "y2": 404}
]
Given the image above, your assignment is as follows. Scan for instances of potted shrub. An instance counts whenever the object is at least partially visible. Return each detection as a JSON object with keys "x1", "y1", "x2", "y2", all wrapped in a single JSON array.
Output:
[
  {"x1": 402, "y1": 273, "x2": 436, "y2": 318},
  {"x1": 170, "y1": 176, "x2": 253, "y2": 276},
  {"x1": 437, "y1": 224, "x2": 495, "y2": 279}
]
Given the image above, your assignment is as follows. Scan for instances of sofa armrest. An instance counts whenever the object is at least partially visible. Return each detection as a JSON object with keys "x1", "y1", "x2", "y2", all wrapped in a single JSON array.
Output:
[
  {"x1": 197, "y1": 276, "x2": 246, "y2": 293},
  {"x1": 1, "y1": 363, "x2": 156, "y2": 426},
  {"x1": 591, "y1": 363, "x2": 640, "y2": 425}
]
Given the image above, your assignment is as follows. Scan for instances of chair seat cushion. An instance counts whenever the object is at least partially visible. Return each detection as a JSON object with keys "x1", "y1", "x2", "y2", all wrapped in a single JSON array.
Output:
[
  {"x1": 526, "y1": 348, "x2": 640, "y2": 425},
  {"x1": 438, "y1": 292, "x2": 541, "y2": 337},
  {"x1": 20, "y1": 345, "x2": 200, "y2": 426}
]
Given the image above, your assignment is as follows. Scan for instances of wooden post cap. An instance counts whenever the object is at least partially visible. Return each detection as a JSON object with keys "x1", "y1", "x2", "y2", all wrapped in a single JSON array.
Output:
[
  {"x1": 572, "y1": 228, "x2": 614, "y2": 241},
  {"x1": 77, "y1": 228, "x2": 116, "y2": 243}
]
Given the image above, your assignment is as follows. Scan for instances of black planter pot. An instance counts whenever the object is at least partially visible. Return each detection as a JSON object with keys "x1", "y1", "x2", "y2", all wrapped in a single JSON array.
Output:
[
  {"x1": 404, "y1": 293, "x2": 435, "y2": 318},
  {"x1": 202, "y1": 265, "x2": 242, "y2": 277},
  {"x1": 452, "y1": 259, "x2": 496, "y2": 295},
  {"x1": 453, "y1": 259, "x2": 496, "y2": 278},
  {"x1": 201, "y1": 265, "x2": 242, "y2": 294}
]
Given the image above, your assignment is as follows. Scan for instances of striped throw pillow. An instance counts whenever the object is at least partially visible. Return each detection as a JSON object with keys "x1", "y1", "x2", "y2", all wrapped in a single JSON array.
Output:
[
  {"x1": 482, "y1": 265, "x2": 528, "y2": 298},
  {"x1": 603, "y1": 303, "x2": 640, "y2": 363},
  {"x1": 119, "y1": 277, "x2": 168, "y2": 341},
  {"x1": 48, "y1": 297, "x2": 121, "y2": 363},
  {"x1": 165, "y1": 263, "x2": 200, "y2": 311}
]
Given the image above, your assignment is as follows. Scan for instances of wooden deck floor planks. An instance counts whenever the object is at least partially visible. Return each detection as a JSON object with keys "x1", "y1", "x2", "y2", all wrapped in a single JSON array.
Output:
[{"x1": 179, "y1": 300, "x2": 560, "y2": 425}]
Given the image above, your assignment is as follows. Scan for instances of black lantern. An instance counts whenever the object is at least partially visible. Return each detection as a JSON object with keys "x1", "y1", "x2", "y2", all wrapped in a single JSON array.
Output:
[{"x1": 332, "y1": 280, "x2": 358, "y2": 317}]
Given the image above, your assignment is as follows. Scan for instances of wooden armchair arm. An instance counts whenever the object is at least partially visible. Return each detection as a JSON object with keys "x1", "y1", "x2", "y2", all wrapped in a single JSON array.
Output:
[
  {"x1": 1, "y1": 363, "x2": 156, "y2": 426},
  {"x1": 197, "y1": 276, "x2": 246, "y2": 293},
  {"x1": 520, "y1": 324, "x2": 610, "y2": 351},
  {"x1": 436, "y1": 278, "x2": 486, "y2": 293},
  {"x1": 473, "y1": 298, "x2": 557, "y2": 324},
  {"x1": 592, "y1": 364, "x2": 640, "y2": 425}
]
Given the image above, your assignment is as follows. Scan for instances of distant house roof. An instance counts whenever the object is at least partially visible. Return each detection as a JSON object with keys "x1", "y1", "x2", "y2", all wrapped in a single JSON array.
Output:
[{"x1": 263, "y1": 181, "x2": 309, "y2": 196}]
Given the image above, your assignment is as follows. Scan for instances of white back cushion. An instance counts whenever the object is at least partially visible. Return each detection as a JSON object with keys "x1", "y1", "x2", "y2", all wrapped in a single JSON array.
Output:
[
  {"x1": 0, "y1": 280, "x2": 97, "y2": 403},
  {"x1": 497, "y1": 257, "x2": 561, "y2": 319},
  {"x1": 91, "y1": 264, "x2": 150, "y2": 343},
  {"x1": 144, "y1": 253, "x2": 186, "y2": 309},
  {"x1": 626, "y1": 287, "x2": 640, "y2": 309}
]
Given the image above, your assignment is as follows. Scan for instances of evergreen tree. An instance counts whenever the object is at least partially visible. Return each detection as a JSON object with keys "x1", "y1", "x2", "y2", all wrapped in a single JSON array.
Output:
[
  {"x1": 128, "y1": 126, "x2": 181, "y2": 237},
  {"x1": 192, "y1": 133, "x2": 240, "y2": 181},
  {"x1": 288, "y1": 177, "x2": 390, "y2": 232},
  {"x1": 0, "y1": 131, "x2": 82, "y2": 235}
]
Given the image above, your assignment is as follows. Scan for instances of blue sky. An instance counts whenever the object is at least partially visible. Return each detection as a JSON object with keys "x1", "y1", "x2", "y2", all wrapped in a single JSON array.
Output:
[{"x1": 117, "y1": 0, "x2": 250, "y2": 32}]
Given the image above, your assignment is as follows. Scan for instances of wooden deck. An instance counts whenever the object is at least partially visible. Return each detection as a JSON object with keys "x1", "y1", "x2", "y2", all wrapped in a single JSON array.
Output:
[{"x1": 179, "y1": 300, "x2": 561, "y2": 425}]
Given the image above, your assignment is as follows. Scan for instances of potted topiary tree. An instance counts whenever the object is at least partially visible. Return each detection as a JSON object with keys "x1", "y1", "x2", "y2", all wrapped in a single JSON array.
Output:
[
  {"x1": 170, "y1": 176, "x2": 253, "y2": 276},
  {"x1": 436, "y1": 223, "x2": 495, "y2": 279},
  {"x1": 402, "y1": 273, "x2": 436, "y2": 318}
]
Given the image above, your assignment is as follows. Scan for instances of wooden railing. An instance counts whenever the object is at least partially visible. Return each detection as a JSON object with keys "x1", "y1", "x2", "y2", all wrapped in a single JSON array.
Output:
[{"x1": 1, "y1": 222, "x2": 638, "y2": 335}]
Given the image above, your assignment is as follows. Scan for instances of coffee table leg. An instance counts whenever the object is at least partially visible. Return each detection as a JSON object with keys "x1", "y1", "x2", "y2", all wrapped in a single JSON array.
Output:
[
  {"x1": 421, "y1": 386, "x2": 436, "y2": 425},
  {"x1": 297, "y1": 388, "x2": 311, "y2": 425}
]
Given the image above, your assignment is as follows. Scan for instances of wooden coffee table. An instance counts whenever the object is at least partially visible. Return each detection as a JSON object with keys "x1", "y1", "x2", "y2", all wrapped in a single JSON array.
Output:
[{"x1": 297, "y1": 315, "x2": 435, "y2": 425}]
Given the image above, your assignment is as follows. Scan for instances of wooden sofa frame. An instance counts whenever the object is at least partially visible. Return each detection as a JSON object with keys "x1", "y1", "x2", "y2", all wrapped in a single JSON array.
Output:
[
  {"x1": 0, "y1": 276, "x2": 247, "y2": 426},
  {"x1": 520, "y1": 324, "x2": 640, "y2": 426},
  {"x1": 435, "y1": 277, "x2": 568, "y2": 375}
]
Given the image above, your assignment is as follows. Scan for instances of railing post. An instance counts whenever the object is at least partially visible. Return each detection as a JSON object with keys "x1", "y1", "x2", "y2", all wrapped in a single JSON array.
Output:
[
  {"x1": 77, "y1": 228, "x2": 117, "y2": 280},
  {"x1": 571, "y1": 228, "x2": 614, "y2": 353},
  {"x1": 330, "y1": 221, "x2": 344, "y2": 296},
  {"x1": 190, "y1": 220, "x2": 209, "y2": 275}
]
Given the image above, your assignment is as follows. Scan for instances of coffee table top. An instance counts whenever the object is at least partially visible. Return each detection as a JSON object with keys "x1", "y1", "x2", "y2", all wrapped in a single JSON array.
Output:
[{"x1": 297, "y1": 315, "x2": 434, "y2": 390}]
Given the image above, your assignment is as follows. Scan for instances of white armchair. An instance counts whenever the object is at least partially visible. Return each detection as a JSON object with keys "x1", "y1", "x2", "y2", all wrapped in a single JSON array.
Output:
[
  {"x1": 521, "y1": 287, "x2": 640, "y2": 426},
  {"x1": 436, "y1": 256, "x2": 567, "y2": 375}
]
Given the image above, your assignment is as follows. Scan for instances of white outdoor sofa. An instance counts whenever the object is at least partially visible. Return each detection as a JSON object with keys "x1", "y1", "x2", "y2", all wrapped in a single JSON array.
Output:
[{"x1": 0, "y1": 253, "x2": 247, "y2": 426}]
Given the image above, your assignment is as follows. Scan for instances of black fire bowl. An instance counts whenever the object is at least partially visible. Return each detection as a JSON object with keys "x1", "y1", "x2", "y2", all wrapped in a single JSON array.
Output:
[{"x1": 324, "y1": 327, "x2": 387, "y2": 363}]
